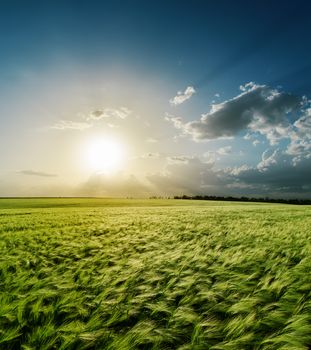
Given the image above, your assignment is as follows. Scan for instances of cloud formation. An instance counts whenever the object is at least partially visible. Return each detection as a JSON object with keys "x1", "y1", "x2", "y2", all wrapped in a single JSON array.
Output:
[
  {"x1": 170, "y1": 86, "x2": 196, "y2": 106},
  {"x1": 17, "y1": 170, "x2": 58, "y2": 177},
  {"x1": 225, "y1": 149, "x2": 311, "y2": 196},
  {"x1": 87, "y1": 107, "x2": 132, "y2": 120},
  {"x1": 148, "y1": 157, "x2": 223, "y2": 195},
  {"x1": 287, "y1": 107, "x2": 311, "y2": 164},
  {"x1": 217, "y1": 146, "x2": 232, "y2": 156},
  {"x1": 148, "y1": 143, "x2": 311, "y2": 197},
  {"x1": 48, "y1": 106, "x2": 132, "y2": 132},
  {"x1": 50, "y1": 120, "x2": 92, "y2": 130},
  {"x1": 170, "y1": 83, "x2": 303, "y2": 143}
]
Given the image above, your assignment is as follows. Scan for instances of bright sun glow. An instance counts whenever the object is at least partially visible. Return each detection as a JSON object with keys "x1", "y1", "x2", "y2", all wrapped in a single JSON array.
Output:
[{"x1": 87, "y1": 138, "x2": 124, "y2": 173}]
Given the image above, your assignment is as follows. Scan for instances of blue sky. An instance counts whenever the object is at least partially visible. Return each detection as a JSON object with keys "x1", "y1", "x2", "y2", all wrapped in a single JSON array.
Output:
[{"x1": 1, "y1": 0, "x2": 311, "y2": 197}]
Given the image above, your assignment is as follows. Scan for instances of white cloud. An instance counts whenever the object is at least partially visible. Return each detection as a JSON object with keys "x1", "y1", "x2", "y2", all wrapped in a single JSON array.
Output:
[
  {"x1": 167, "y1": 155, "x2": 193, "y2": 164},
  {"x1": 217, "y1": 146, "x2": 232, "y2": 156},
  {"x1": 48, "y1": 106, "x2": 132, "y2": 131},
  {"x1": 286, "y1": 108, "x2": 311, "y2": 164},
  {"x1": 50, "y1": 120, "x2": 92, "y2": 130},
  {"x1": 169, "y1": 86, "x2": 196, "y2": 106},
  {"x1": 164, "y1": 113, "x2": 184, "y2": 129},
  {"x1": 257, "y1": 149, "x2": 279, "y2": 171},
  {"x1": 87, "y1": 107, "x2": 132, "y2": 120}
]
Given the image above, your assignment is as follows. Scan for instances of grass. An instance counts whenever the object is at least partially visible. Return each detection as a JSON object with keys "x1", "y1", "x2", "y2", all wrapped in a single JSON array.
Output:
[{"x1": 0, "y1": 198, "x2": 310, "y2": 349}]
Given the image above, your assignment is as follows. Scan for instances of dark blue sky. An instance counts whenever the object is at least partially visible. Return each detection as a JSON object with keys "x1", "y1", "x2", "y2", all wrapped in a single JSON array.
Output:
[{"x1": 1, "y1": 0, "x2": 311, "y2": 96}]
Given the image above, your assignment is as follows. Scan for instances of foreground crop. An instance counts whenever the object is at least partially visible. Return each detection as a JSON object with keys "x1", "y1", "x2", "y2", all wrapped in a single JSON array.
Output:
[{"x1": 0, "y1": 199, "x2": 311, "y2": 349}]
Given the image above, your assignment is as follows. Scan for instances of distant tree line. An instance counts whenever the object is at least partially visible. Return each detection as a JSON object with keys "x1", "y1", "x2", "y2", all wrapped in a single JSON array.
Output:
[{"x1": 172, "y1": 195, "x2": 311, "y2": 205}]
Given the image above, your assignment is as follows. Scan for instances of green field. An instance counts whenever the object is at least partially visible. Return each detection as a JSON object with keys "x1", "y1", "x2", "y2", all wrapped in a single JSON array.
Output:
[{"x1": 1, "y1": 198, "x2": 311, "y2": 349}]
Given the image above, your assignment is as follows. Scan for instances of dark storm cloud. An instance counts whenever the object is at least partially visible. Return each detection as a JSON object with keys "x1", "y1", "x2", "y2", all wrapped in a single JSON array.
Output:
[
  {"x1": 170, "y1": 83, "x2": 303, "y2": 143},
  {"x1": 17, "y1": 170, "x2": 58, "y2": 177}
]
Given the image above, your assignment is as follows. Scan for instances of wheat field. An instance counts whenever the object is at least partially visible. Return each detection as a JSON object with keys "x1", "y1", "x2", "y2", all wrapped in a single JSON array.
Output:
[{"x1": 0, "y1": 199, "x2": 310, "y2": 349}]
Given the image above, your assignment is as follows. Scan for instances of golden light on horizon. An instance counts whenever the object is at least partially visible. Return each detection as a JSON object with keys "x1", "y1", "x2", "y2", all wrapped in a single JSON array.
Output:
[{"x1": 86, "y1": 137, "x2": 125, "y2": 173}]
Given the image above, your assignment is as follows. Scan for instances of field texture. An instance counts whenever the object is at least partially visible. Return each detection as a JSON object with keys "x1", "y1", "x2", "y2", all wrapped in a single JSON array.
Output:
[{"x1": 0, "y1": 199, "x2": 311, "y2": 349}]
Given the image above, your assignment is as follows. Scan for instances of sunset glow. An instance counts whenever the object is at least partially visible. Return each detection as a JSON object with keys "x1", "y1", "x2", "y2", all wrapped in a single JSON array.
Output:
[{"x1": 86, "y1": 138, "x2": 124, "y2": 173}]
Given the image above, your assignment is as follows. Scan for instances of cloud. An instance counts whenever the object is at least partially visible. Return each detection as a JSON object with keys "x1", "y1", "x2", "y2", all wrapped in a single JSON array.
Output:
[
  {"x1": 17, "y1": 170, "x2": 58, "y2": 177},
  {"x1": 48, "y1": 107, "x2": 132, "y2": 131},
  {"x1": 167, "y1": 155, "x2": 193, "y2": 164},
  {"x1": 169, "y1": 86, "x2": 196, "y2": 106},
  {"x1": 140, "y1": 153, "x2": 161, "y2": 159},
  {"x1": 50, "y1": 120, "x2": 92, "y2": 130},
  {"x1": 286, "y1": 107, "x2": 311, "y2": 164},
  {"x1": 87, "y1": 107, "x2": 132, "y2": 120},
  {"x1": 170, "y1": 83, "x2": 303, "y2": 143},
  {"x1": 244, "y1": 133, "x2": 261, "y2": 146},
  {"x1": 164, "y1": 113, "x2": 184, "y2": 128},
  {"x1": 147, "y1": 143, "x2": 311, "y2": 197},
  {"x1": 146, "y1": 138, "x2": 159, "y2": 143},
  {"x1": 224, "y1": 146, "x2": 311, "y2": 196},
  {"x1": 217, "y1": 146, "x2": 232, "y2": 156},
  {"x1": 148, "y1": 157, "x2": 223, "y2": 195}
]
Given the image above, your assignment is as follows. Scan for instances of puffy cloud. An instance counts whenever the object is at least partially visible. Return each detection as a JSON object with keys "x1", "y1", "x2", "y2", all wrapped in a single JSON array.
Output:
[
  {"x1": 169, "y1": 86, "x2": 196, "y2": 106},
  {"x1": 17, "y1": 170, "x2": 58, "y2": 177},
  {"x1": 50, "y1": 120, "x2": 92, "y2": 130},
  {"x1": 171, "y1": 83, "x2": 303, "y2": 143},
  {"x1": 244, "y1": 133, "x2": 261, "y2": 146},
  {"x1": 164, "y1": 113, "x2": 185, "y2": 128},
  {"x1": 286, "y1": 108, "x2": 311, "y2": 164},
  {"x1": 87, "y1": 107, "x2": 132, "y2": 120},
  {"x1": 217, "y1": 146, "x2": 232, "y2": 156},
  {"x1": 257, "y1": 149, "x2": 280, "y2": 171}
]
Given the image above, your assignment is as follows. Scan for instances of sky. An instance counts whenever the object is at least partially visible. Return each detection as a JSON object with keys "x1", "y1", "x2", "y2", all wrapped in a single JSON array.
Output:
[{"x1": 1, "y1": 0, "x2": 311, "y2": 198}]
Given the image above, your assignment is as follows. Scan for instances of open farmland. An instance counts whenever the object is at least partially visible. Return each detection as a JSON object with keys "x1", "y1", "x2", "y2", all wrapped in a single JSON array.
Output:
[{"x1": 0, "y1": 198, "x2": 311, "y2": 349}]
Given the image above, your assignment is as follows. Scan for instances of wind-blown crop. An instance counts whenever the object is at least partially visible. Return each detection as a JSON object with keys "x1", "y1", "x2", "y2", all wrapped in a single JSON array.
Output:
[{"x1": 0, "y1": 199, "x2": 310, "y2": 349}]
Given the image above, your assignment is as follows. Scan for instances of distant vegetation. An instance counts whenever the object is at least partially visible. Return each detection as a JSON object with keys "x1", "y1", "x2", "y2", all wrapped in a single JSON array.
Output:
[
  {"x1": 1, "y1": 199, "x2": 311, "y2": 349},
  {"x1": 173, "y1": 194, "x2": 311, "y2": 205}
]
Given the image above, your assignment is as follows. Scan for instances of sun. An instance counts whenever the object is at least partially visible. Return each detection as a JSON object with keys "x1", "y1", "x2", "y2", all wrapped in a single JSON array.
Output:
[{"x1": 87, "y1": 137, "x2": 124, "y2": 173}]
